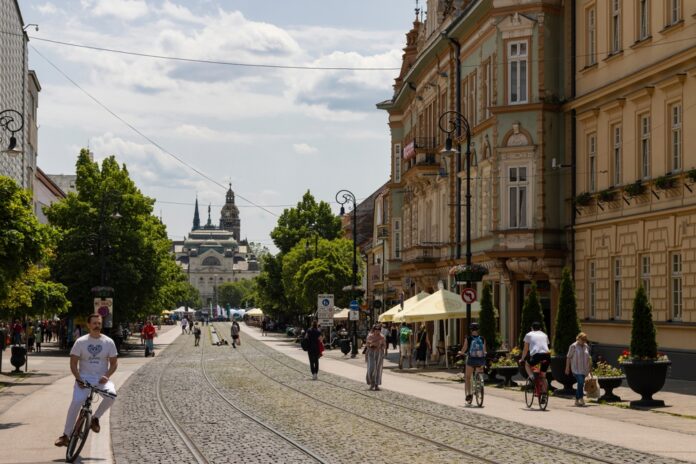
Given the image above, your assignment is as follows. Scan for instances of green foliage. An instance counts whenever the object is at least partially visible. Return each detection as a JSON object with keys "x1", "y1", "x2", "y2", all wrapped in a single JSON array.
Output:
[
  {"x1": 46, "y1": 149, "x2": 187, "y2": 323},
  {"x1": 270, "y1": 190, "x2": 341, "y2": 254},
  {"x1": 219, "y1": 279, "x2": 256, "y2": 308},
  {"x1": 624, "y1": 180, "x2": 645, "y2": 197},
  {"x1": 553, "y1": 267, "x2": 582, "y2": 355},
  {"x1": 519, "y1": 283, "x2": 545, "y2": 348},
  {"x1": 0, "y1": 265, "x2": 70, "y2": 318},
  {"x1": 478, "y1": 282, "x2": 499, "y2": 352},
  {"x1": 0, "y1": 176, "x2": 51, "y2": 300},
  {"x1": 574, "y1": 192, "x2": 593, "y2": 206},
  {"x1": 653, "y1": 175, "x2": 676, "y2": 190},
  {"x1": 630, "y1": 285, "x2": 658, "y2": 359}
]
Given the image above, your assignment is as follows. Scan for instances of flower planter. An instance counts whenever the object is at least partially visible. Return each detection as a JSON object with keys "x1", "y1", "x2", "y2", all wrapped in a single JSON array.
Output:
[
  {"x1": 455, "y1": 271, "x2": 487, "y2": 283},
  {"x1": 550, "y1": 356, "x2": 576, "y2": 397},
  {"x1": 621, "y1": 360, "x2": 671, "y2": 407},
  {"x1": 10, "y1": 345, "x2": 26, "y2": 373},
  {"x1": 494, "y1": 366, "x2": 518, "y2": 387},
  {"x1": 597, "y1": 376, "x2": 625, "y2": 402}
]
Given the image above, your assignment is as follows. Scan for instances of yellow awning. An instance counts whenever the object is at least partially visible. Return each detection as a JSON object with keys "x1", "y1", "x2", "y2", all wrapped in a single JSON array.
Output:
[
  {"x1": 377, "y1": 292, "x2": 430, "y2": 322},
  {"x1": 332, "y1": 308, "x2": 349, "y2": 320},
  {"x1": 393, "y1": 289, "x2": 480, "y2": 323},
  {"x1": 246, "y1": 308, "x2": 264, "y2": 317}
]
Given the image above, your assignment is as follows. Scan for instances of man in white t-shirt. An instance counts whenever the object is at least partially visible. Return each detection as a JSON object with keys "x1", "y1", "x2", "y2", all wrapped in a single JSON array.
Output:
[
  {"x1": 55, "y1": 314, "x2": 118, "y2": 447},
  {"x1": 520, "y1": 321, "x2": 551, "y2": 380}
]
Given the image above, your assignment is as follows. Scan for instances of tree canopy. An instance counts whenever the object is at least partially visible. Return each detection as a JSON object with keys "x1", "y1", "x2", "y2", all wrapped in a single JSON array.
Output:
[
  {"x1": 218, "y1": 278, "x2": 256, "y2": 308},
  {"x1": 0, "y1": 265, "x2": 70, "y2": 319}
]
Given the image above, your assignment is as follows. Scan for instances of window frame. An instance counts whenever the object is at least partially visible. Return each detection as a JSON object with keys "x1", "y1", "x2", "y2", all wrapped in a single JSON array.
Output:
[
  {"x1": 393, "y1": 218, "x2": 401, "y2": 260},
  {"x1": 612, "y1": 124, "x2": 622, "y2": 186},
  {"x1": 586, "y1": 5, "x2": 597, "y2": 66},
  {"x1": 637, "y1": 0, "x2": 650, "y2": 41},
  {"x1": 506, "y1": 165, "x2": 530, "y2": 229},
  {"x1": 483, "y1": 58, "x2": 493, "y2": 119},
  {"x1": 667, "y1": 0, "x2": 681, "y2": 26},
  {"x1": 610, "y1": 0, "x2": 622, "y2": 54},
  {"x1": 588, "y1": 260, "x2": 597, "y2": 319},
  {"x1": 507, "y1": 40, "x2": 529, "y2": 105},
  {"x1": 669, "y1": 102, "x2": 682, "y2": 172},
  {"x1": 639, "y1": 113, "x2": 651, "y2": 179},
  {"x1": 612, "y1": 257, "x2": 622, "y2": 319},
  {"x1": 587, "y1": 132, "x2": 597, "y2": 192},
  {"x1": 671, "y1": 253, "x2": 683, "y2": 320},
  {"x1": 393, "y1": 143, "x2": 402, "y2": 183}
]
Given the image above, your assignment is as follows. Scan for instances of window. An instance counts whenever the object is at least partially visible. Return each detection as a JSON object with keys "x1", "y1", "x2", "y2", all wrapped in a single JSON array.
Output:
[
  {"x1": 640, "y1": 114, "x2": 650, "y2": 179},
  {"x1": 670, "y1": 103, "x2": 682, "y2": 172},
  {"x1": 667, "y1": 0, "x2": 680, "y2": 25},
  {"x1": 671, "y1": 253, "x2": 682, "y2": 320},
  {"x1": 611, "y1": 0, "x2": 622, "y2": 53},
  {"x1": 483, "y1": 59, "x2": 493, "y2": 119},
  {"x1": 393, "y1": 219, "x2": 401, "y2": 259},
  {"x1": 588, "y1": 261, "x2": 597, "y2": 318},
  {"x1": 508, "y1": 41, "x2": 528, "y2": 104},
  {"x1": 612, "y1": 125, "x2": 622, "y2": 186},
  {"x1": 640, "y1": 255, "x2": 650, "y2": 300},
  {"x1": 202, "y1": 256, "x2": 221, "y2": 266},
  {"x1": 613, "y1": 257, "x2": 622, "y2": 318},
  {"x1": 508, "y1": 166, "x2": 528, "y2": 228},
  {"x1": 588, "y1": 133, "x2": 597, "y2": 192},
  {"x1": 586, "y1": 6, "x2": 597, "y2": 66},
  {"x1": 638, "y1": 0, "x2": 650, "y2": 40},
  {"x1": 468, "y1": 71, "x2": 477, "y2": 125},
  {"x1": 394, "y1": 144, "x2": 402, "y2": 183}
]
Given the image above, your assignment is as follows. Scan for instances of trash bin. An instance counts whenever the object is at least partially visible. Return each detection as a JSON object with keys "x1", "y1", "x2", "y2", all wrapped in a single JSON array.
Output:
[{"x1": 10, "y1": 345, "x2": 26, "y2": 373}]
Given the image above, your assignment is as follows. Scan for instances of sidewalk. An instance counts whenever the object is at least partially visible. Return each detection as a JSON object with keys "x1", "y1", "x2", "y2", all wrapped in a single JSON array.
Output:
[
  {"x1": 0, "y1": 324, "x2": 182, "y2": 464},
  {"x1": 244, "y1": 325, "x2": 696, "y2": 463}
]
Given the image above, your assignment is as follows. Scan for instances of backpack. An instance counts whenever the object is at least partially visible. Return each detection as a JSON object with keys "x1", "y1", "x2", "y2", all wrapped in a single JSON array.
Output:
[
  {"x1": 469, "y1": 336, "x2": 485, "y2": 358},
  {"x1": 301, "y1": 336, "x2": 310, "y2": 352}
]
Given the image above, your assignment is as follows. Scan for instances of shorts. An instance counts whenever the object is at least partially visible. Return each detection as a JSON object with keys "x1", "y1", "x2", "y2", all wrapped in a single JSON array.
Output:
[
  {"x1": 466, "y1": 356, "x2": 486, "y2": 367},
  {"x1": 527, "y1": 352, "x2": 551, "y2": 371},
  {"x1": 232, "y1": 335, "x2": 239, "y2": 339}
]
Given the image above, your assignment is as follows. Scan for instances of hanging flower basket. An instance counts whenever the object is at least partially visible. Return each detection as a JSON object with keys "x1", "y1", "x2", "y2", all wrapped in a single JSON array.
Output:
[{"x1": 449, "y1": 264, "x2": 488, "y2": 283}]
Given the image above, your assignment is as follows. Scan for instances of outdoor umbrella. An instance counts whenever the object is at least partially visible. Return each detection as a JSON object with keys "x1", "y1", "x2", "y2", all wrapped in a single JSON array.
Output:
[{"x1": 378, "y1": 292, "x2": 430, "y2": 322}]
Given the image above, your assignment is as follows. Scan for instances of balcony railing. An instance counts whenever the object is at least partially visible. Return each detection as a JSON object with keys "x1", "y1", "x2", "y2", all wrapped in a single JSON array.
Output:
[
  {"x1": 402, "y1": 244, "x2": 442, "y2": 263},
  {"x1": 414, "y1": 137, "x2": 438, "y2": 152}
]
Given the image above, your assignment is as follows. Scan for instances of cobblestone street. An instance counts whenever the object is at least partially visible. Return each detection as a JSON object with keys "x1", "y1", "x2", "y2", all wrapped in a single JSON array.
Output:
[{"x1": 111, "y1": 326, "x2": 690, "y2": 464}]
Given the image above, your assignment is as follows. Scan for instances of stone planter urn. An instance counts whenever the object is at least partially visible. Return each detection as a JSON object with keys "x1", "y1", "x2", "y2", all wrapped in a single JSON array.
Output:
[
  {"x1": 10, "y1": 345, "x2": 26, "y2": 373},
  {"x1": 621, "y1": 361, "x2": 671, "y2": 407},
  {"x1": 550, "y1": 356, "x2": 576, "y2": 397},
  {"x1": 495, "y1": 366, "x2": 519, "y2": 387},
  {"x1": 597, "y1": 376, "x2": 625, "y2": 402}
]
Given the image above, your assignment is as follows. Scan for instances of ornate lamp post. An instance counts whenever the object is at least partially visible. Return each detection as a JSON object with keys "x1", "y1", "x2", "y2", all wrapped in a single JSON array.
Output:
[
  {"x1": 438, "y1": 110, "x2": 475, "y2": 337},
  {"x1": 0, "y1": 109, "x2": 24, "y2": 156},
  {"x1": 336, "y1": 189, "x2": 359, "y2": 358}
]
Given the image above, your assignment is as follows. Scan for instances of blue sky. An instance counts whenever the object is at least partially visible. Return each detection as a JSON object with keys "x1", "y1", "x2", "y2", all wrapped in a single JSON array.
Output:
[{"x1": 19, "y1": 0, "x2": 417, "y2": 250}]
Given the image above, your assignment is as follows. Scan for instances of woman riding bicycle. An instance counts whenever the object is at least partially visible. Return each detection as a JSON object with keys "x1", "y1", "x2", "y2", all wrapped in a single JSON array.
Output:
[{"x1": 458, "y1": 323, "x2": 487, "y2": 404}]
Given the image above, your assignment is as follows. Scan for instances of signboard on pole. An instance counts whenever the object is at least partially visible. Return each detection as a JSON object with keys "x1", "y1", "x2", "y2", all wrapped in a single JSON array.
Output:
[
  {"x1": 317, "y1": 294, "x2": 334, "y2": 327},
  {"x1": 461, "y1": 288, "x2": 477, "y2": 304},
  {"x1": 349, "y1": 299, "x2": 360, "y2": 321},
  {"x1": 93, "y1": 298, "x2": 114, "y2": 328}
]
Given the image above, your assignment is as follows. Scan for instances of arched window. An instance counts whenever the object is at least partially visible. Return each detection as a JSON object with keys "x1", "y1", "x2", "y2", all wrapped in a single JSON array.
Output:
[{"x1": 202, "y1": 256, "x2": 221, "y2": 266}]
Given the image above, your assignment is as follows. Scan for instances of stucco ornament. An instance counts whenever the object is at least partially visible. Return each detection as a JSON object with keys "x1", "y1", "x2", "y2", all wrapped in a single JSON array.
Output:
[{"x1": 507, "y1": 122, "x2": 529, "y2": 147}]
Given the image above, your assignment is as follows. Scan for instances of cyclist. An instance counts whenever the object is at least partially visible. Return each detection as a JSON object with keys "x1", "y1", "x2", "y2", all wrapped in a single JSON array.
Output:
[
  {"x1": 520, "y1": 321, "x2": 551, "y2": 396},
  {"x1": 458, "y1": 322, "x2": 487, "y2": 404},
  {"x1": 55, "y1": 314, "x2": 118, "y2": 447}
]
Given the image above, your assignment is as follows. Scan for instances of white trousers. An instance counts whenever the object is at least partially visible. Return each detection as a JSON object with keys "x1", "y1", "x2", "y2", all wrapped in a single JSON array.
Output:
[{"x1": 63, "y1": 375, "x2": 116, "y2": 436}]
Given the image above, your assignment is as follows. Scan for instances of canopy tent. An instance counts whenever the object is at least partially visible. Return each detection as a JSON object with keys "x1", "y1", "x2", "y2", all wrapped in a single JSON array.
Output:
[
  {"x1": 392, "y1": 289, "x2": 481, "y2": 369},
  {"x1": 246, "y1": 308, "x2": 264, "y2": 317},
  {"x1": 377, "y1": 292, "x2": 430, "y2": 322},
  {"x1": 161, "y1": 310, "x2": 173, "y2": 315},
  {"x1": 333, "y1": 308, "x2": 349, "y2": 320},
  {"x1": 172, "y1": 306, "x2": 194, "y2": 313}
]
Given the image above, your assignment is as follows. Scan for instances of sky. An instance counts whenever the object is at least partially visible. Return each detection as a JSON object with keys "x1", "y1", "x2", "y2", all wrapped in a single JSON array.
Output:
[{"x1": 19, "y1": 0, "x2": 418, "y2": 251}]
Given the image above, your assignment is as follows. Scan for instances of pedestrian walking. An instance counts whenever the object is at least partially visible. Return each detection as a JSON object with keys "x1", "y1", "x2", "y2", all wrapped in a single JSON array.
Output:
[
  {"x1": 566, "y1": 332, "x2": 592, "y2": 406},
  {"x1": 415, "y1": 324, "x2": 430, "y2": 368},
  {"x1": 365, "y1": 324, "x2": 387, "y2": 391},
  {"x1": 380, "y1": 324, "x2": 390, "y2": 352},
  {"x1": 193, "y1": 323, "x2": 201, "y2": 346},
  {"x1": 390, "y1": 324, "x2": 398, "y2": 350},
  {"x1": 398, "y1": 323, "x2": 413, "y2": 369},
  {"x1": 27, "y1": 324, "x2": 35, "y2": 352},
  {"x1": 230, "y1": 321, "x2": 240, "y2": 348},
  {"x1": 261, "y1": 317, "x2": 268, "y2": 336},
  {"x1": 304, "y1": 320, "x2": 322, "y2": 380},
  {"x1": 11, "y1": 320, "x2": 23, "y2": 345},
  {"x1": 181, "y1": 318, "x2": 188, "y2": 334},
  {"x1": 141, "y1": 320, "x2": 157, "y2": 357},
  {"x1": 35, "y1": 325, "x2": 42, "y2": 353}
]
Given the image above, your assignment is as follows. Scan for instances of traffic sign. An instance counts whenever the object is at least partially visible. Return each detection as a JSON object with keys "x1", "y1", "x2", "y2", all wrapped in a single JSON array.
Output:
[
  {"x1": 349, "y1": 310, "x2": 359, "y2": 321},
  {"x1": 93, "y1": 298, "x2": 114, "y2": 328},
  {"x1": 461, "y1": 288, "x2": 477, "y2": 304},
  {"x1": 349, "y1": 300, "x2": 359, "y2": 310},
  {"x1": 317, "y1": 294, "x2": 334, "y2": 327}
]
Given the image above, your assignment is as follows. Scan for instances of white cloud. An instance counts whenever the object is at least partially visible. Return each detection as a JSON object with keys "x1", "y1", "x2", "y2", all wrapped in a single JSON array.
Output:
[
  {"x1": 292, "y1": 143, "x2": 318, "y2": 155},
  {"x1": 92, "y1": 0, "x2": 149, "y2": 20},
  {"x1": 35, "y1": 2, "x2": 58, "y2": 14},
  {"x1": 157, "y1": 1, "x2": 204, "y2": 24}
]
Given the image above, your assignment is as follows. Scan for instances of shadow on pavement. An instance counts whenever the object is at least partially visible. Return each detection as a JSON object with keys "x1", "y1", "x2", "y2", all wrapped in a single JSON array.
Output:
[{"x1": 0, "y1": 422, "x2": 24, "y2": 430}]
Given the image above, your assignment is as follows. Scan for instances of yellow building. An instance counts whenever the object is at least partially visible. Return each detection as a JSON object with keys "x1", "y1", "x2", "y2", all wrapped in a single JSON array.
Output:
[{"x1": 569, "y1": 0, "x2": 696, "y2": 378}]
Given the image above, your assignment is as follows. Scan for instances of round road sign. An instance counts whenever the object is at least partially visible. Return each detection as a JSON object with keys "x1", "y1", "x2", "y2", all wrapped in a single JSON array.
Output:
[{"x1": 461, "y1": 288, "x2": 477, "y2": 304}]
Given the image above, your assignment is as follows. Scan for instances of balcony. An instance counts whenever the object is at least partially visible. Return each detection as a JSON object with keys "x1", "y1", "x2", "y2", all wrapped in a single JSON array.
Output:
[
  {"x1": 414, "y1": 137, "x2": 438, "y2": 154},
  {"x1": 377, "y1": 225, "x2": 389, "y2": 238},
  {"x1": 402, "y1": 244, "x2": 442, "y2": 264}
]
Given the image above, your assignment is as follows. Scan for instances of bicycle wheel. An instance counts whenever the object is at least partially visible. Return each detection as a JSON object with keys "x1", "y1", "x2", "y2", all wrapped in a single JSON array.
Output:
[
  {"x1": 474, "y1": 373, "x2": 484, "y2": 407},
  {"x1": 524, "y1": 379, "x2": 535, "y2": 408},
  {"x1": 539, "y1": 380, "x2": 549, "y2": 410},
  {"x1": 65, "y1": 410, "x2": 91, "y2": 463}
]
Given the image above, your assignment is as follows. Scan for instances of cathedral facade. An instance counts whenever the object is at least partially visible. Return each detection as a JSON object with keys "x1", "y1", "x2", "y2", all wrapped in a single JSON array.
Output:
[{"x1": 173, "y1": 185, "x2": 259, "y2": 308}]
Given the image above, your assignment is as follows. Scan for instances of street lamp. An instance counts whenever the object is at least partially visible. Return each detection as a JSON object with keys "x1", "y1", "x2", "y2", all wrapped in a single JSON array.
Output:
[
  {"x1": 0, "y1": 109, "x2": 24, "y2": 156},
  {"x1": 438, "y1": 110, "x2": 474, "y2": 337},
  {"x1": 336, "y1": 189, "x2": 359, "y2": 358}
]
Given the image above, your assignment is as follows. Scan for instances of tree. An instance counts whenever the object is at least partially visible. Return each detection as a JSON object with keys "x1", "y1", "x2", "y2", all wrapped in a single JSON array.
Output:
[
  {"x1": 0, "y1": 176, "x2": 51, "y2": 301},
  {"x1": 0, "y1": 265, "x2": 70, "y2": 319},
  {"x1": 270, "y1": 191, "x2": 341, "y2": 254},
  {"x1": 630, "y1": 285, "x2": 657, "y2": 359},
  {"x1": 478, "y1": 282, "x2": 499, "y2": 353},
  {"x1": 553, "y1": 267, "x2": 581, "y2": 356},
  {"x1": 47, "y1": 149, "x2": 186, "y2": 323},
  {"x1": 255, "y1": 254, "x2": 288, "y2": 319},
  {"x1": 518, "y1": 283, "x2": 545, "y2": 348},
  {"x1": 219, "y1": 279, "x2": 256, "y2": 308}
]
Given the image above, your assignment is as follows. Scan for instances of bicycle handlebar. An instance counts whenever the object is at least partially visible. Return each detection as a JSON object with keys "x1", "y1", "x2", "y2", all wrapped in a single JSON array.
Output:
[{"x1": 77, "y1": 380, "x2": 117, "y2": 399}]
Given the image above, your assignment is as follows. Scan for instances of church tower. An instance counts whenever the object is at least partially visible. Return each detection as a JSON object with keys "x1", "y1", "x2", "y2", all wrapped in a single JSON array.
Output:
[
  {"x1": 192, "y1": 196, "x2": 200, "y2": 230},
  {"x1": 220, "y1": 183, "x2": 241, "y2": 241}
]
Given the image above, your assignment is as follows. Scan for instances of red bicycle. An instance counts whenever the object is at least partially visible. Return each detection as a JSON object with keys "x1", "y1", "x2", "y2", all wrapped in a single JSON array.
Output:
[{"x1": 524, "y1": 363, "x2": 549, "y2": 410}]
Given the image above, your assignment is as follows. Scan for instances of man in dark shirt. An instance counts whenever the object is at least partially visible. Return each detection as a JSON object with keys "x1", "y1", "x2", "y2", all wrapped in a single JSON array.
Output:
[{"x1": 305, "y1": 320, "x2": 323, "y2": 380}]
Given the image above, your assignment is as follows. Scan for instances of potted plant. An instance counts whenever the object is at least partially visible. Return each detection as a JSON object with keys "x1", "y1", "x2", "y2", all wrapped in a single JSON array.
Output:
[
  {"x1": 449, "y1": 263, "x2": 488, "y2": 283},
  {"x1": 597, "y1": 189, "x2": 616, "y2": 203},
  {"x1": 624, "y1": 180, "x2": 645, "y2": 198},
  {"x1": 620, "y1": 285, "x2": 671, "y2": 407},
  {"x1": 574, "y1": 192, "x2": 593, "y2": 207},
  {"x1": 687, "y1": 168, "x2": 696, "y2": 184},
  {"x1": 518, "y1": 284, "x2": 545, "y2": 378},
  {"x1": 592, "y1": 361, "x2": 625, "y2": 402},
  {"x1": 654, "y1": 175, "x2": 676, "y2": 190},
  {"x1": 491, "y1": 354, "x2": 519, "y2": 387},
  {"x1": 550, "y1": 267, "x2": 582, "y2": 397}
]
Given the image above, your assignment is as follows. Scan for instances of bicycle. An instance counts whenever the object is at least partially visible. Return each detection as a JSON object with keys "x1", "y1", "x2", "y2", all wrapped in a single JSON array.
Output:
[
  {"x1": 524, "y1": 363, "x2": 549, "y2": 410},
  {"x1": 65, "y1": 380, "x2": 117, "y2": 463},
  {"x1": 470, "y1": 366, "x2": 485, "y2": 407}
]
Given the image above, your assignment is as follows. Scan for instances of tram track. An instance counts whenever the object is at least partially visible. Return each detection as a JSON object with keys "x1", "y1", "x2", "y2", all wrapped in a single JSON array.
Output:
[{"x1": 228, "y1": 325, "x2": 683, "y2": 464}]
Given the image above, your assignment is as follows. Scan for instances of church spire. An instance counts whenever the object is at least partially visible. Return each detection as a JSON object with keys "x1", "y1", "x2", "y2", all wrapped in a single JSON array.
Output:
[
  {"x1": 206, "y1": 204, "x2": 212, "y2": 227},
  {"x1": 192, "y1": 196, "x2": 200, "y2": 230}
]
